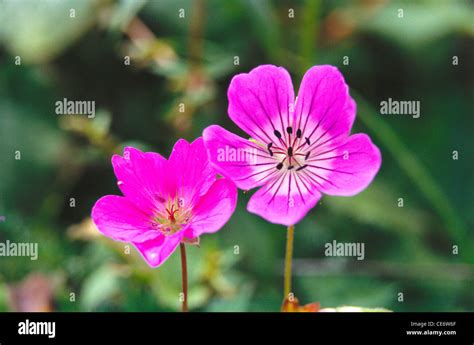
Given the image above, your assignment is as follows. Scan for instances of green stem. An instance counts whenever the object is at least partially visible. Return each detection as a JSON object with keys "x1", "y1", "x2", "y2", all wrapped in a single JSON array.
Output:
[
  {"x1": 180, "y1": 243, "x2": 188, "y2": 312},
  {"x1": 188, "y1": 0, "x2": 205, "y2": 68},
  {"x1": 283, "y1": 225, "x2": 295, "y2": 299},
  {"x1": 299, "y1": 0, "x2": 320, "y2": 78}
]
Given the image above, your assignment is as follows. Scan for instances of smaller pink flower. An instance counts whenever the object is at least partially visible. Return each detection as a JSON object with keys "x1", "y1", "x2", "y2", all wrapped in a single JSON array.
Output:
[{"x1": 91, "y1": 138, "x2": 237, "y2": 268}]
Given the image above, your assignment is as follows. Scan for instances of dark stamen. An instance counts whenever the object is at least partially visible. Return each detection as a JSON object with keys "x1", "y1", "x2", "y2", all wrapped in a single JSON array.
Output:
[
  {"x1": 267, "y1": 142, "x2": 273, "y2": 149},
  {"x1": 287, "y1": 147, "x2": 293, "y2": 157},
  {"x1": 305, "y1": 137, "x2": 311, "y2": 145},
  {"x1": 288, "y1": 165, "x2": 294, "y2": 170},
  {"x1": 286, "y1": 126, "x2": 293, "y2": 134},
  {"x1": 276, "y1": 162, "x2": 283, "y2": 170},
  {"x1": 268, "y1": 148, "x2": 273, "y2": 156},
  {"x1": 305, "y1": 151, "x2": 311, "y2": 160},
  {"x1": 274, "y1": 130, "x2": 282, "y2": 139},
  {"x1": 296, "y1": 164, "x2": 308, "y2": 171},
  {"x1": 296, "y1": 129, "x2": 302, "y2": 138}
]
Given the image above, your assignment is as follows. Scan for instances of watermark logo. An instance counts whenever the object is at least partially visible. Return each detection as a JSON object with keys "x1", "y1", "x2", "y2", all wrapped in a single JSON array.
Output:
[
  {"x1": 0, "y1": 240, "x2": 38, "y2": 260},
  {"x1": 217, "y1": 145, "x2": 258, "y2": 164},
  {"x1": 380, "y1": 98, "x2": 420, "y2": 119},
  {"x1": 55, "y1": 98, "x2": 95, "y2": 118},
  {"x1": 18, "y1": 320, "x2": 55, "y2": 338},
  {"x1": 324, "y1": 240, "x2": 365, "y2": 261}
]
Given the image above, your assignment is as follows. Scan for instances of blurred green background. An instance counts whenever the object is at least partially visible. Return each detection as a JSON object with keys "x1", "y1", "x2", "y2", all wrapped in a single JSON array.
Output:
[{"x1": 0, "y1": 0, "x2": 473, "y2": 312}]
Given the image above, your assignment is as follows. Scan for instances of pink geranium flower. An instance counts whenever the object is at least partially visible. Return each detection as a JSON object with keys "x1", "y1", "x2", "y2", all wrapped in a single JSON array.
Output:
[
  {"x1": 91, "y1": 138, "x2": 237, "y2": 267},
  {"x1": 203, "y1": 65, "x2": 381, "y2": 226}
]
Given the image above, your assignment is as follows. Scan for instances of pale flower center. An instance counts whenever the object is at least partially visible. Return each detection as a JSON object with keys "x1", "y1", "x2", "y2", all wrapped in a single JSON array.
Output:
[
  {"x1": 152, "y1": 198, "x2": 191, "y2": 235},
  {"x1": 258, "y1": 126, "x2": 312, "y2": 172}
]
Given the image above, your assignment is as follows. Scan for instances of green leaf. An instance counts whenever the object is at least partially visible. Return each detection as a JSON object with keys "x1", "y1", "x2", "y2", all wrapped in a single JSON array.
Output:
[
  {"x1": 107, "y1": 0, "x2": 147, "y2": 32},
  {"x1": 0, "y1": 0, "x2": 98, "y2": 63},
  {"x1": 81, "y1": 265, "x2": 122, "y2": 310},
  {"x1": 361, "y1": 2, "x2": 474, "y2": 49}
]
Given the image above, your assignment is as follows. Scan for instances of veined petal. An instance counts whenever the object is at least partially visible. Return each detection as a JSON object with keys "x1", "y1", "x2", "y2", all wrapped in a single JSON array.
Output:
[
  {"x1": 203, "y1": 125, "x2": 279, "y2": 190},
  {"x1": 91, "y1": 195, "x2": 159, "y2": 243},
  {"x1": 112, "y1": 147, "x2": 168, "y2": 214},
  {"x1": 133, "y1": 231, "x2": 184, "y2": 268},
  {"x1": 305, "y1": 133, "x2": 381, "y2": 196},
  {"x1": 294, "y1": 66, "x2": 356, "y2": 151},
  {"x1": 188, "y1": 178, "x2": 238, "y2": 237},
  {"x1": 247, "y1": 173, "x2": 322, "y2": 226},
  {"x1": 228, "y1": 65, "x2": 296, "y2": 144},
  {"x1": 168, "y1": 138, "x2": 216, "y2": 207}
]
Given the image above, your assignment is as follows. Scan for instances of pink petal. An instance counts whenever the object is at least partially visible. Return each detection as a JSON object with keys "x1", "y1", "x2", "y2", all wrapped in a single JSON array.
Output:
[
  {"x1": 294, "y1": 65, "x2": 356, "y2": 150},
  {"x1": 305, "y1": 133, "x2": 382, "y2": 196},
  {"x1": 203, "y1": 125, "x2": 279, "y2": 190},
  {"x1": 228, "y1": 65, "x2": 296, "y2": 145},
  {"x1": 133, "y1": 231, "x2": 184, "y2": 268},
  {"x1": 112, "y1": 147, "x2": 168, "y2": 214},
  {"x1": 188, "y1": 178, "x2": 238, "y2": 237},
  {"x1": 91, "y1": 195, "x2": 159, "y2": 243},
  {"x1": 168, "y1": 138, "x2": 216, "y2": 207},
  {"x1": 247, "y1": 173, "x2": 322, "y2": 226}
]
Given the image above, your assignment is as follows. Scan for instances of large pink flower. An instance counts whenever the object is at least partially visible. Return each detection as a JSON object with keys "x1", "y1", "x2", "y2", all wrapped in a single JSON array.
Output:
[
  {"x1": 203, "y1": 65, "x2": 381, "y2": 226},
  {"x1": 91, "y1": 138, "x2": 237, "y2": 267}
]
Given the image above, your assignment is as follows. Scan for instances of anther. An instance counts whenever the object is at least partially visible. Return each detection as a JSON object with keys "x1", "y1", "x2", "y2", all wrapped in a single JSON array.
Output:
[
  {"x1": 267, "y1": 143, "x2": 274, "y2": 156},
  {"x1": 287, "y1": 146, "x2": 293, "y2": 157},
  {"x1": 276, "y1": 162, "x2": 283, "y2": 170},
  {"x1": 296, "y1": 129, "x2": 302, "y2": 138},
  {"x1": 305, "y1": 151, "x2": 311, "y2": 160},
  {"x1": 286, "y1": 126, "x2": 293, "y2": 135},
  {"x1": 296, "y1": 165, "x2": 308, "y2": 171},
  {"x1": 288, "y1": 165, "x2": 294, "y2": 170},
  {"x1": 305, "y1": 137, "x2": 311, "y2": 145},
  {"x1": 274, "y1": 130, "x2": 282, "y2": 139}
]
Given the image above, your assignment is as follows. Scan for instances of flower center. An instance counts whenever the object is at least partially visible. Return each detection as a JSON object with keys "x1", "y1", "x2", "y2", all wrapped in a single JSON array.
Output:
[
  {"x1": 265, "y1": 127, "x2": 311, "y2": 172},
  {"x1": 152, "y1": 198, "x2": 191, "y2": 235}
]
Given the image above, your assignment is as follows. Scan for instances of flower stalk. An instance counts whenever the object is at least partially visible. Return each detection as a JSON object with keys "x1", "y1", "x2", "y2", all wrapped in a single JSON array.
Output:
[
  {"x1": 180, "y1": 243, "x2": 188, "y2": 312},
  {"x1": 283, "y1": 225, "x2": 295, "y2": 300}
]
